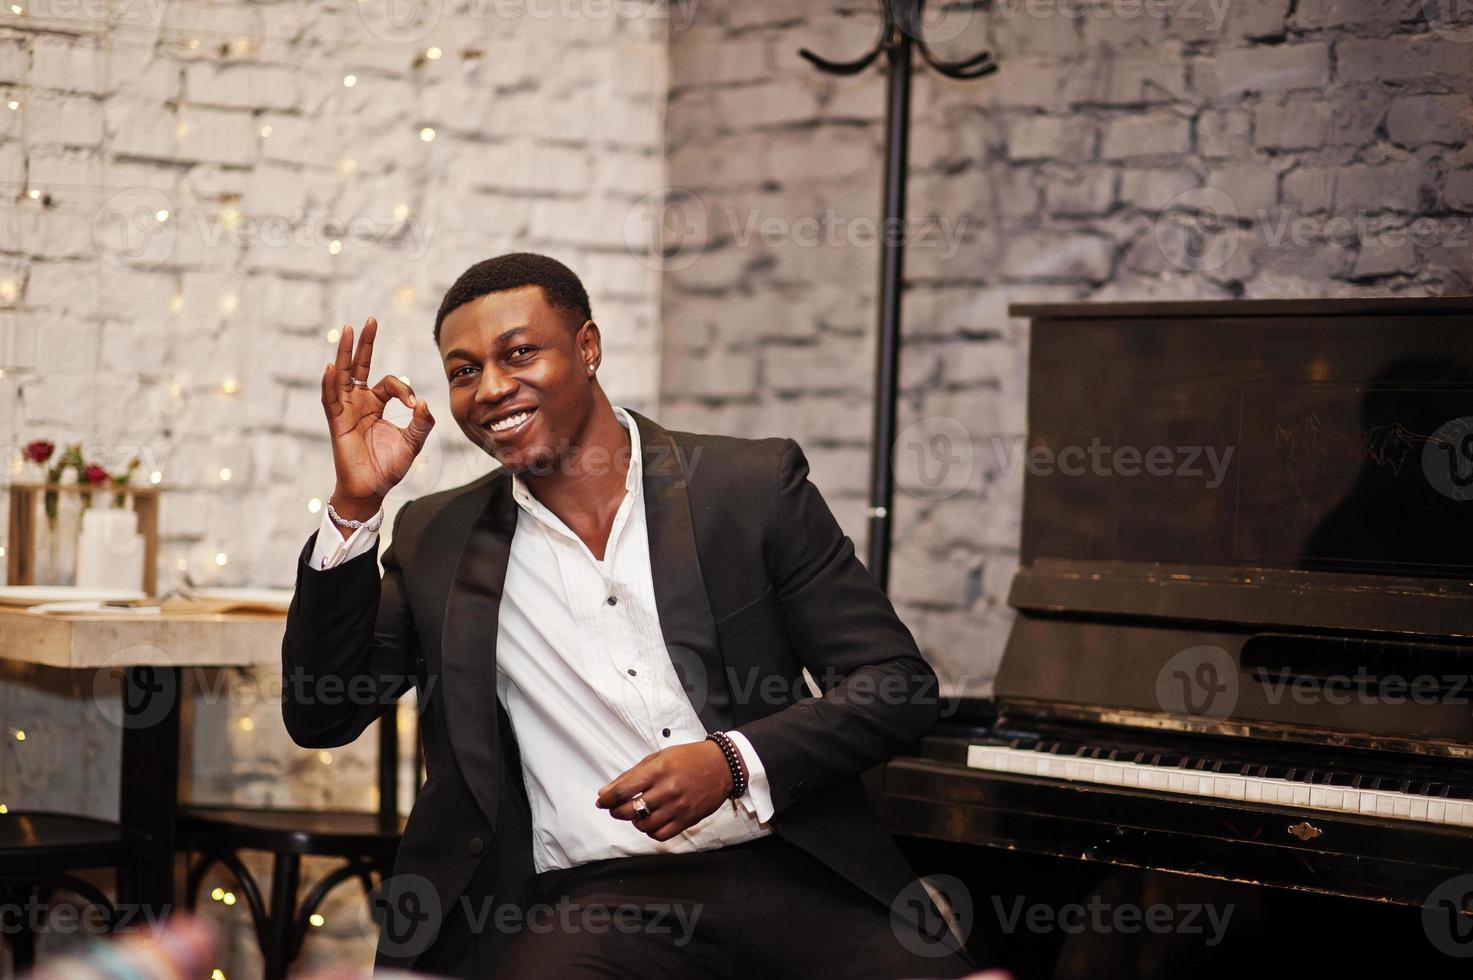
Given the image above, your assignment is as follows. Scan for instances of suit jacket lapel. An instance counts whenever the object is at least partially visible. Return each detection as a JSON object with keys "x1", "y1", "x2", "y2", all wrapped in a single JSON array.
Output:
[
  {"x1": 439, "y1": 410, "x2": 730, "y2": 834},
  {"x1": 439, "y1": 472, "x2": 518, "y2": 831},
  {"x1": 629, "y1": 409, "x2": 731, "y2": 729}
]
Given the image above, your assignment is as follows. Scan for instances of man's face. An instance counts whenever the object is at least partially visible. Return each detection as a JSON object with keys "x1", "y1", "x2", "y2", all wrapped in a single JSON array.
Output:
[{"x1": 439, "y1": 285, "x2": 599, "y2": 475}]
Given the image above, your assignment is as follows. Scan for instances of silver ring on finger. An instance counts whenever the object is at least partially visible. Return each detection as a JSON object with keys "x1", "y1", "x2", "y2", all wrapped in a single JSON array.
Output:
[
  {"x1": 632, "y1": 793, "x2": 650, "y2": 820},
  {"x1": 350, "y1": 378, "x2": 369, "y2": 388}
]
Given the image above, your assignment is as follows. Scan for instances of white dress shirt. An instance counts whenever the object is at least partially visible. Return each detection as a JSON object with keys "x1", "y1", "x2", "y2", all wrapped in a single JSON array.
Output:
[{"x1": 308, "y1": 405, "x2": 774, "y2": 872}]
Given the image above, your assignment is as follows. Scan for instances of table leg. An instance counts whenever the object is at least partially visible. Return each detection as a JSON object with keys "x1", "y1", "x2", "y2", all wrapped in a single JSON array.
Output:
[{"x1": 118, "y1": 665, "x2": 182, "y2": 920}]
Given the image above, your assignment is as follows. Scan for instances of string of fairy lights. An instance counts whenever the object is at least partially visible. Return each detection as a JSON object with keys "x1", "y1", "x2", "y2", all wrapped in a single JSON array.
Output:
[
  {"x1": 0, "y1": 21, "x2": 451, "y2": 588},
  {"x1": 0, "y1": 20, "x2": 453, "y2": 966}
]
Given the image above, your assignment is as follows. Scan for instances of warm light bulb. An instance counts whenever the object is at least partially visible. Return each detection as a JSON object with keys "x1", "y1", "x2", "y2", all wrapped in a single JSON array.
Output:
[
  {"x1": 169, "y1": 293, "x2": 184, "y2": 314},
  {"x1": 326, "y1": 327, "x2": 340, "y2": 343},
  {"x1": 419, "y1": 127, "x2": 436, "y2": 143},
  {"x1": 343, "y1": 74, "x2": 357, "y2": 88},
  {"x1": 218, "y1": 466, "x2": 231, "y2": 481},
  {"x1": 215, "y1": 552, "x2": 228, "y2": 566},
  {"x1": 221, "y1": 377, "x2": 239, "y2": 394},
  {"x1": 175, "y1": 558, "x2": 188, "y2": 571},
  {"x1": 12, "y1": 730, "x2": 24, "y2": 741},
  {"x1": 425, "y1": 46, "x2": 442, "y2": 60},
  {"x1": 0, "y1": 279, "x2": 17, "y2": 302},
  {"x1": 309, "y1": 913, "x2": 325, "y2": 927},
  {"x1": 211, "y1": 887, "x2": 224, "y2": 901},
  {"x1": 239, "y1": 717, "x2": 254, "y2": 732},
  {"x1": 150, "y1": 470, "x2": 162, "y2": 484},
  {"x1": 259, "y1": 124, "x2": 272, "y2": 138},
  {"x1": 5, "y1": 100, "x2": 17, "y2": 111},
  {"x1": 319, "y1": 750, "x2": 332, "y2": 764},
  {"x1": 154, "y1": 209, "x2": 169, "y2": 223},
  {"x1": 307, "y1": 497, "x2": 322, "y2": 513},
  {"x1": 327, "y1": 240, "x2": 342, "y2": 255},
  {"x1": 393, "y1": 203, "x2": 410, "y2": 220}
]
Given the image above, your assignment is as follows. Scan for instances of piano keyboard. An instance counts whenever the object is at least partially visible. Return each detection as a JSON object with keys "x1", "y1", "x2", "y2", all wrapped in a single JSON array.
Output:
[{"x1": 967, "y1": 743, "x2": 1473, "y2": 829}]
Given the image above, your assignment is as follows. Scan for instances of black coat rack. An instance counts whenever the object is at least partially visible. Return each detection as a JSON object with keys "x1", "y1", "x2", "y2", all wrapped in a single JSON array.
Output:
[{"x1": 800, "y1": 0, "x2": 996, "y2": 592}]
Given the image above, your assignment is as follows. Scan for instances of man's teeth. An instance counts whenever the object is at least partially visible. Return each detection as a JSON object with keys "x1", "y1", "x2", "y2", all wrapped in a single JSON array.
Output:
[{"x1": 490, "y1": 410, "x2": 531, "y2": 432}]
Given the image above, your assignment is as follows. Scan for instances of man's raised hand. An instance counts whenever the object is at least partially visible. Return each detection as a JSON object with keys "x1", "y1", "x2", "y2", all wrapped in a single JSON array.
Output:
[{"x1": 321, "y1": 317, "x2": 435, "y2": 516}]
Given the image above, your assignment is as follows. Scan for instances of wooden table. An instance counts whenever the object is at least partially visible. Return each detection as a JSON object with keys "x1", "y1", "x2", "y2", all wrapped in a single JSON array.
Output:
[{"x1": 0, "y1": 605, "x2": 286, "y2": 915}]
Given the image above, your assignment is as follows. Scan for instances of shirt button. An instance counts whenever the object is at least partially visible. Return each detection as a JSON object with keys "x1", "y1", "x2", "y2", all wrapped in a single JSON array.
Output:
[
  {"x1": 607, "y1": 595, "x2": 617, "y2": 606},
  {"x1": 627, "y1": 668, "x2": 637, "y2": 676},
  {"x1": 661, "y1": 728, "x2": 671, "y2": 737},
  {"x1": 468, "y1": 837, "x2": 484, "y2": 856}
]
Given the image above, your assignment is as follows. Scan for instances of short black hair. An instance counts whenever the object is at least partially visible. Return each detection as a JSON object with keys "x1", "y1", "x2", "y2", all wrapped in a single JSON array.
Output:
[{"x1": 433, "y1": 252, "x2": 592, "y2": 345}]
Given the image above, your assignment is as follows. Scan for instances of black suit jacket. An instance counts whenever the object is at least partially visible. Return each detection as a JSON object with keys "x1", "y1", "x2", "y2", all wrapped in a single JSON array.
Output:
[{"x1": 282, "y1": 410, "x2": 946, "y2": 971}]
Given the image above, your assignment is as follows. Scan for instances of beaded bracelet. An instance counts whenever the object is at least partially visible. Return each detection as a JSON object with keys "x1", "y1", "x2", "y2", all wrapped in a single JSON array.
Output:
[
  {"x1": 705, "y1": 731, "x2": 748, "y2": 800},
  {"x1": 327, "y1": 500, "x2": 384, "y2": 533}
]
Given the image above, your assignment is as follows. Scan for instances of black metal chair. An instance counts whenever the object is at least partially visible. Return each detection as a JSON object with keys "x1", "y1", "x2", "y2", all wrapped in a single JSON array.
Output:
[
  {"x1": 178, "y1": 712, "x2": 415, "y2": 980},
  {"x1": 0, "y1": 812, "x2": 146, "y2": 970}
]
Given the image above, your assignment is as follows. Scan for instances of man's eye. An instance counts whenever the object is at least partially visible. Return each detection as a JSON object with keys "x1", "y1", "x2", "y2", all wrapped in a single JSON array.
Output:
[
  {"x1": 510, "y1": 346, "x2": 536, "y2": 358},
  {"x1": 451, "y1": 365, "x2": 476, "y2": 379}
]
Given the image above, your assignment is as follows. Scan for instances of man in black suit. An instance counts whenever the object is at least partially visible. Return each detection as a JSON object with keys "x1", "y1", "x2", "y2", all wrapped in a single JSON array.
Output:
[{"x1": 283, "y1": 253, "x2": 978, "y2": 977}]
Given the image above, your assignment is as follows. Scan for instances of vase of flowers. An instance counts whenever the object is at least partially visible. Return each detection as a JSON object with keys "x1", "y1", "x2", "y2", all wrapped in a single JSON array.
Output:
[{"x1": 22, "y1": 440, "x2": 141, "y2": 586}]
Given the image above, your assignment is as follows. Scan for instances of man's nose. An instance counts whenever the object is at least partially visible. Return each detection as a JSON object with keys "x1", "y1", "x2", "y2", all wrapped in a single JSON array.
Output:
[{"x1": 473, "y1": 363, "x2": 516, "y2": 403}]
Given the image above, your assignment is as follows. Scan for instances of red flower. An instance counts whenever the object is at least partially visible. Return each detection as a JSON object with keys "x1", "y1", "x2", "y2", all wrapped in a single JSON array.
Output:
[
  {"x1": 84, "y1": 464, "x2": 110, "y2": 486},
  {"x1": 24, "y1": 440, "x2": 54, "y2": 463}
]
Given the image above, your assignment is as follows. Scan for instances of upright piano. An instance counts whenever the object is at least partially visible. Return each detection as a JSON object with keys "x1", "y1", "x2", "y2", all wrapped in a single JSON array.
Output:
[{"x1": 881, "y1": 297, "x2": 1473, "y2": 972}]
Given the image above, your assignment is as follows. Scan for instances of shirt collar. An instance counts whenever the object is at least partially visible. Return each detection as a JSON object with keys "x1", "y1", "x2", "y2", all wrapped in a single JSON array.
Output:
[{"x1": 510, "y1": 404, "x2": 642, "y2": 513}]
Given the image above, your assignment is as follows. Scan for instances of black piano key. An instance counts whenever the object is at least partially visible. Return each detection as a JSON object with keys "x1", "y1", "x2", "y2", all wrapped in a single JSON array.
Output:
[
  {"x1": 1446, "y1": 785, "x2": 1473, "y2": 800},
  {"x1": 1327, "y1": 772, "x2": 1356, "y2": 787},
  {"x1": 1263, "y1": 765, "x2": 1290, "y2": 780}
]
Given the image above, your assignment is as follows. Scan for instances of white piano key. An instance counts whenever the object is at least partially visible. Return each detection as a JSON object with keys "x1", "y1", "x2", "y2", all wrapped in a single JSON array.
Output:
[
  {"x1": 1394, "y1": 797, "x2": 1412, "y2": 819},
  {"x1": 1411, "y1": 798, "x2": 1429, "y2": 821},
  {"x1": 1310, "y1": 787, "x2": 1329, "y2": 808},
  {"x1": 1429, "y1": 800, "x2": 1446, "y2": 822},
  {"x1": 1292, "y1": 785, "x2": 1311, "y2": 807},
  {"x1": 1246, "y1": 780, "x2": 1262, "y2": 802}
]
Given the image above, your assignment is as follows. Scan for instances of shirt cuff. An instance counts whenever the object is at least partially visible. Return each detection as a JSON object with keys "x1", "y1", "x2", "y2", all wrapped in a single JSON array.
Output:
[
  {"x1": 307, "y1": 504, "x2": 382, "y2": 571},
  {"x1": 723, "y1": 729, "x2": 774, "y2": 824}
]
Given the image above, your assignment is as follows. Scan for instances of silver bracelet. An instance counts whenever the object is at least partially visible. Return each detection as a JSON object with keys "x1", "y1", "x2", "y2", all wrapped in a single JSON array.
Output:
[{"x1": 327, "y1": 500, "x2": 384, "y2": 533}]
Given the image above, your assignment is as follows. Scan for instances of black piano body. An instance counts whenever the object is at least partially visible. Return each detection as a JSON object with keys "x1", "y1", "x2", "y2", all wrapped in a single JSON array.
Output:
[{"x1": 881, "y1": 297, "x2": 1473, "y2": 977}]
